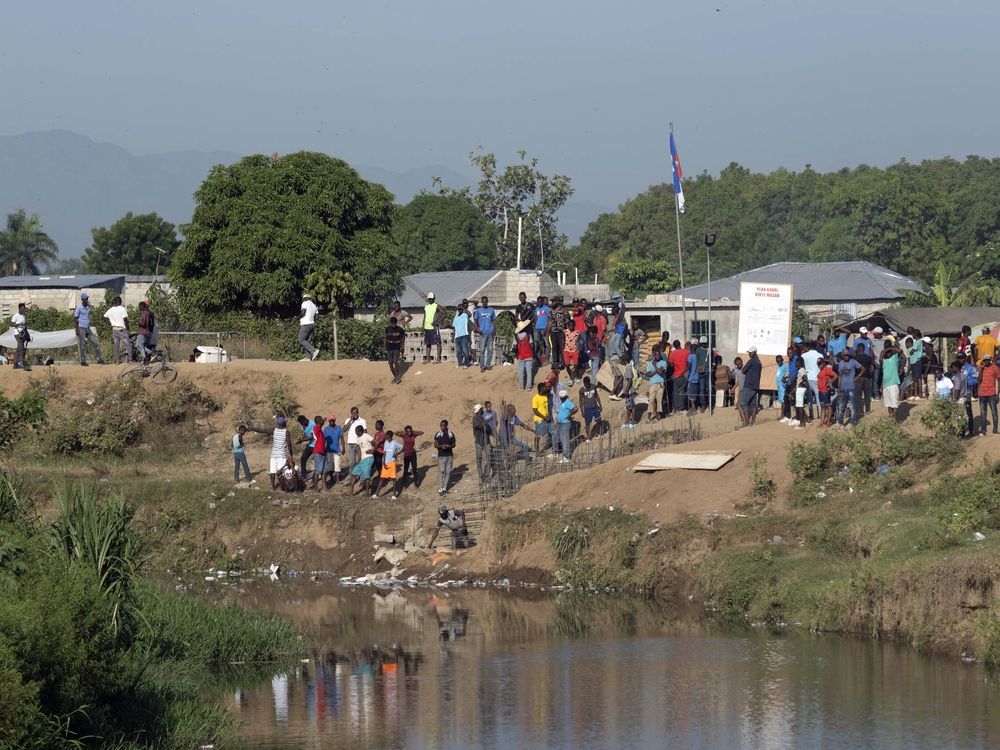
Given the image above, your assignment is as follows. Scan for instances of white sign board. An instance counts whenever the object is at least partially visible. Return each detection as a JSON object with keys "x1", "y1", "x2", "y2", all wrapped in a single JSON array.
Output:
[{"x1": 737, "y1": 282, "x2": 794, "y2": 356}]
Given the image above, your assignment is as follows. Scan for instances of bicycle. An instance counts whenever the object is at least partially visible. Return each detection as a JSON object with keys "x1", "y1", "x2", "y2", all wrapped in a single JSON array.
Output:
[{"x1": 119, "y1": 347, "x2": 178, "y2": 385}]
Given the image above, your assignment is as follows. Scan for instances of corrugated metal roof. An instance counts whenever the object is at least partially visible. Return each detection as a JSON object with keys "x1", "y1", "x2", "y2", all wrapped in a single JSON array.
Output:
[
  {"x1": 846, "y1": 307, "x2": 1000, "y2": 338},
  {"x1": 397, "y1": 270, "x2": 502, "y2": 307},
  {"x1": 676, "y1": 262, "x2": 925, "y2": 302},
  {"x1": 0, "y1": 274, "x2": 125, "y2": 290}
]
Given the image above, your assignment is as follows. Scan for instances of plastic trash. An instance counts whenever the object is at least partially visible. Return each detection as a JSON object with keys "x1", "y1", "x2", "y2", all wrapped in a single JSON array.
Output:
[
  {"x1": 973, "y1": 531, "x2": 986, "y2": 542},
  {"x1": 875, "y1": 464, "x2": 890, "y2": 476}
]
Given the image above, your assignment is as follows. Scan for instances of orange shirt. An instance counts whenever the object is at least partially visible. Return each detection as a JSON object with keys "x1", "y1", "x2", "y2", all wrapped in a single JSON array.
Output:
[{"x1": 817, "y1": 366, "x2": 837, "y2": 393}]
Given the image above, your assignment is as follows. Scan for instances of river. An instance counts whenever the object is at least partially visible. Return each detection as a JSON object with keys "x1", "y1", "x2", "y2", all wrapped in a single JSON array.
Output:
[{"x1": 209, "y1": 579, "x2": 1000, "y2": 749}]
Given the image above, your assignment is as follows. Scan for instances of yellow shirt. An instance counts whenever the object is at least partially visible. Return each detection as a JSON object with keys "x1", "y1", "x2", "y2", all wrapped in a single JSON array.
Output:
[
  {"x1": 975, "y1": 334, "x2": 998, "y2": 364},
  {"x1": 423, "y1": 302, "x2": 439, "y2": 330},
  {"x1": 531, "y1": 393, "x2": 549, "y2": 423}
]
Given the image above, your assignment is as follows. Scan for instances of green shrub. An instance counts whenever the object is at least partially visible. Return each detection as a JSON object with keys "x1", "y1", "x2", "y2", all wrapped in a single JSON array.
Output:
[
  {"x1": 786, "y1": 441, "x2": 831, "y2": 479},
  {"x1": 266, "y1": 375, "x2": 300, "y2": 418},
  {"x1": 935, "y1": 462, "x2": 1000, "y2": 535},
  {"x1": 0, "y1": 388, "x2": 47, "y2": 451},
  {"x1": 790, "y1": 478, "x2": 826, "y2": 508},
  {"x1": 749, "y1": 454, "x2": 775, "y2": 500},
  {"x1": 920, "y1": 397, "x2": 966, "y2": 439}
]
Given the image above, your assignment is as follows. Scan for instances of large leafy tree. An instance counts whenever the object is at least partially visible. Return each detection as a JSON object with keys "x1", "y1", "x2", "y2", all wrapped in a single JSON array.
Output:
[
  {"x1": 394, "y1": 194, "x2": 496, "y2": 273},
  {"x1": 0, "y1": 209, "x2": 58, "y2": 275},
  {"x1": 171, "y1": 152, "x2": 402, "y2": 316},
  {"x1": 436, "y1": 149, "x2": 573, "y2": 270},
  {"x1": 82, "y1": 212, "x2": 180, "y2": 274}
]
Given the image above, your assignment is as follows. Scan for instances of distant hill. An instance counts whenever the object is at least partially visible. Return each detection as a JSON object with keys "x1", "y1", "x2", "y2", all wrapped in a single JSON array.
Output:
[{"x1": 0, "y1": 130, "x2": 605, "y2": 261}]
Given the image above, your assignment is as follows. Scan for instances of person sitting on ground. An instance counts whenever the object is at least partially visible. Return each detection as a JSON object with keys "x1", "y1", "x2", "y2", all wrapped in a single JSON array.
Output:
[
  {"x1": 427, "y1": 505, "x2": 469, "y2": 549},
  {"x1": 278, "y1": 458, "x2": 299, "y2": 492}
]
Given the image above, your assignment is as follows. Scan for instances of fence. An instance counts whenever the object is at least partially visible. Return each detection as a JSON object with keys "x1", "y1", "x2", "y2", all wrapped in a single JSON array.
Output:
[{"x1": 472, "y1": 394, "x2": 722, "y2": 504}]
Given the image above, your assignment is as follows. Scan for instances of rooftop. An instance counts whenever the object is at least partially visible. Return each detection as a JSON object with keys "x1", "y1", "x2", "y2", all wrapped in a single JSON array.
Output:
[
  {"x1": 675, "y1": 261, "x2": 925, "y2": 302},
  {"x1": 397, "y1": 270, "x2": 502, "y2": 308},
  {"x1": 0, "y1": 274, "x2": 125, "y2": 290}
]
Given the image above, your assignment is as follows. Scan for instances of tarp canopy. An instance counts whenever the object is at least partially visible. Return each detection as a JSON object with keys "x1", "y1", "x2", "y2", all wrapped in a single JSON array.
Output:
[
  {"x1": 844, "y1": 307, "x2": 1000, "y2": 338},
  {"x1": 0, "y1": 327, "x2": 95, "y2": 349}
]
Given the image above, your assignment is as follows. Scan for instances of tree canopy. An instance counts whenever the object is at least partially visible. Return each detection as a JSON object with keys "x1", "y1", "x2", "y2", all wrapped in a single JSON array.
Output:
[
  {"x1": 436, "y1": 149, "x2": 573, "y2": 270},
  {"x1": 0, "y1": 209, "x2": 58, "y2": 275},
  {"x1": 170, "y1": 152, "x2": 401, "y2": 316},
  {"x1": 393, "y1": 194, "x2": 496, "y2": 273},
  {"x1": 83, "y1": 212, "x2": 180, "y2": 274},
  {"x1": 570, "y1": 156, "x2": 1000, "y2": 293}
]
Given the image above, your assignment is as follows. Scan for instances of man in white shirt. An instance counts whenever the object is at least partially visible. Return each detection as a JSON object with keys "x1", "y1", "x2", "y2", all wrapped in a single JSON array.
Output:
[
  {"x1": 343, "y1": 406, "x2": 367, "y2": 475},
  {"x1": 11, "y1": 302, "x2": 30, "y2": 370},
  {"x1": 299, "y1": 292, "x2": 320, "y2": 361},
  {"x1": 103, "y1": 295, "x2": 132, "y2": 364},
  {"x1": 800, "y1": 341, "x2": 823, "y2": 419}
]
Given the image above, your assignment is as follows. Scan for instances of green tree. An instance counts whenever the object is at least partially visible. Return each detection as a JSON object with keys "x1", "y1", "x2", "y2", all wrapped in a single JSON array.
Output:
[
  {"x1": 607, "y1": 258, "x2": 678, "y2": 299},
  {"x1": 82, "y1": 212, "x2": 180, "y2": 275},
  {"x1": 0, "y1": 209, "x2": 58, "y2": 275},
  {"x1": 436, "y1": 149, "x2": 573, "y2": 270},
  {"x1": 171, "y1": 152, "x2": 402, "y2": 316},
  {"x1": 52, "y1": 256, "x2": 85, "y2": 274},
  {"x1": 394, "y1": 194, "x2": 496, "y2": 273}
]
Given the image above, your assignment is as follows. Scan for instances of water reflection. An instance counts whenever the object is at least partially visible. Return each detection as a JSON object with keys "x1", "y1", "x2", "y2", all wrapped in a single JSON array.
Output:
[{"x1": 215, "y1": 582, "x2": 1000, "y2": 750}]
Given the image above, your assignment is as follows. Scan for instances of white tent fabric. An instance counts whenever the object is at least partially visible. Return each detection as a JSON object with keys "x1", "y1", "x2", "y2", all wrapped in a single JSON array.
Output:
[{"x1": 0, "y1": 327, "x2": 95, "y2": 349}]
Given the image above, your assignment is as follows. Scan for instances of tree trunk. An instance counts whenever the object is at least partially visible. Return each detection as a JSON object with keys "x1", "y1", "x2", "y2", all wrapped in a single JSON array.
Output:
[{"x1": 333, "y1": 316, "x2": 339, "y2": 360}]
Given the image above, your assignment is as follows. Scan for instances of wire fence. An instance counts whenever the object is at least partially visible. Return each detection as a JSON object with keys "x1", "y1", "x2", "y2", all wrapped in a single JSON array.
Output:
[{"x1": 472, "y1": 393, "x2": 723, "y2": 504}]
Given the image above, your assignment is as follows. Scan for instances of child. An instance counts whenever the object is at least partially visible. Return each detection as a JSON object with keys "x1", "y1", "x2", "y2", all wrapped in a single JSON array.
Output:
[
  {"x1": 371, "y1": 430, "x2": 404, "y2": 500},
  {"x1": 817, "y1": 357, "x2": 837, "y2": 426},
  {"x1": 620, "y1": 358, "x2": 639, "y2": 429},
  {"x1": 232, "y1": 425, "x2": 252, "y2": 483}
]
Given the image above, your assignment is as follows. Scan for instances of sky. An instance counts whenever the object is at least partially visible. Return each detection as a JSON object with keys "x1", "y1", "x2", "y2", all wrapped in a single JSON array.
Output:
[{"x1": 2, "y1": 0, "x2": 999, "y2": 208}]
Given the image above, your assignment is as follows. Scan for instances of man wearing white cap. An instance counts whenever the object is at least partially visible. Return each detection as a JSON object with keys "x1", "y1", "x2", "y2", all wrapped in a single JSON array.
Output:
[
  {"x1": 855, "y1": 327, "x2": 873, "y2": 356},
  {"x1": 298, "y1": 292, "x2": 320, "y2": 361},
  {"x1": 422, "y1": 292, "x2": 443, "y2": 364}
]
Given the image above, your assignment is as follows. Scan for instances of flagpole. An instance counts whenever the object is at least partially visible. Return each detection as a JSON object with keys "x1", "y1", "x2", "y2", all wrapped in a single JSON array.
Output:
[{"x1": 670, "y1": 123, "x2": 687, "y2": 337}]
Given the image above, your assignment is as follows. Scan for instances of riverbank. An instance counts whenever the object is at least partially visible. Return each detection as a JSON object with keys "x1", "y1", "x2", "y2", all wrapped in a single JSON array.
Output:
[{"x1": 3, "y1": 360, "x2": 999, "y2": 668}]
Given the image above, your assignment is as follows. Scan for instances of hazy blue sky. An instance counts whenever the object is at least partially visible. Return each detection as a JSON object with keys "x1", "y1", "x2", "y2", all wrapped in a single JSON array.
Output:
[{"x1": 2, "y1": 0, "x2": 998, "y2": 207}]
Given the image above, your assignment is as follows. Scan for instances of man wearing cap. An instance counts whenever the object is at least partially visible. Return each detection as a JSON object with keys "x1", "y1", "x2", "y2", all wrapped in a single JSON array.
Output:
[
  {"x1": 513, "y1": 321, "x2": 535, "y2": 389},
  {"x1": 977, "y1": 354, "x2": 999, "y2": 435},
  {"x1": 297, "y1": 293, "x2": 320, "y2": 361},
  {"x1": 473, "y1": 296, "x2": 497, "y2": 372},
  {"x1": 423, "y1": 292, "x2": 442, "y2": 364},
  {"x1": 427, "y1": 505, "x2": 468, "y2": 549},
  {"x1": 855, "y1": 327, "x2": 873, "y2": 356},
  {"x1": 974, "y1": 325, "x2": 998, "y2": 366},
  {"x1": 74, "y1": 293, "x2": 104, "y2": 366},
  {"x1": 738, "y1": 347, "x2": 762, "y2": 428},
  {"x1": 555, "y1": 386, "x2": 577, "y2": 462}
]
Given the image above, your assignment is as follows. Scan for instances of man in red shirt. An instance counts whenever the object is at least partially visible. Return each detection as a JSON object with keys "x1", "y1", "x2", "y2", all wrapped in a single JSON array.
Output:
[
  {"x1": 978, "y1": 353, "x2": 999, "y2": 435},
  {"x1": 668, "y1": 339, "x2": 690, "y2": 415},
  {"x1": 311, "y1": 416, "x2": 327, "y2": 492}
]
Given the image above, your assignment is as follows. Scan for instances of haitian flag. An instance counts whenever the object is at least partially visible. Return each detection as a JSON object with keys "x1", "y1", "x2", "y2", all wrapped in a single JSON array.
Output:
[{"x1": 669, "y1": 131, "x2": 685, "y2": 213}]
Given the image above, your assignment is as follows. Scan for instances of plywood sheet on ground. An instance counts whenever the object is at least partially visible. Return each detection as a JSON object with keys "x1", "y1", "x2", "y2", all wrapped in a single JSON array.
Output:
[{"x1": 630, "y1": 451, "x2": 740, "y2": 472}]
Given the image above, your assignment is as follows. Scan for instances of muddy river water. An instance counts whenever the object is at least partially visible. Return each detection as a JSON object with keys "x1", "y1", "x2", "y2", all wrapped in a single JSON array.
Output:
[{"x1": 210, "y1": 580, "x2": 1000, "y2": 749}]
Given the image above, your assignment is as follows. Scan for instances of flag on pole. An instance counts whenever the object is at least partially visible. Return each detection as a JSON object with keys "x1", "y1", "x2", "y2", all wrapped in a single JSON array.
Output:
[{"x1": 669, "y1": 131, "x2": 685, "y2": 214}]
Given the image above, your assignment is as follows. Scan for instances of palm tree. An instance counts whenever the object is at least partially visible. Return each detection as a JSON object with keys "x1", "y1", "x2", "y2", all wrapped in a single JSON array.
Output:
[{"x1": 0, "y1": 209, "x2": 59, "y2": 275}]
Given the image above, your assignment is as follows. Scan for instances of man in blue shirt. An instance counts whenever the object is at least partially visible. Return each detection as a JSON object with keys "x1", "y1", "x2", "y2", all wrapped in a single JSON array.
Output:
[
  {"x1": 323, "y1": 416, "x2": 344, "y2": 485},
  {"x1": 533, "y1": 295, "x2": 552, "y2": 364},
  {"x1": 686, "y1": 344, "x2": 700, "y2": 412},
  {"x1": 74, "y1": 293, "x2": 105, "y2": 366},
  {"x1": 827, "y1": 327, "x2": 849, "y2": 358},
  {"x1": 555, "y1": 387, "x2": 577, "y2": 462},
  {"x1": 835, "y1": 350, "x2": 863, "y2": 426},
  {"x1": 451, "y1": 302, "x2": 471, "y2": 368},
  {"x1": 473, "y1": 296, "x2": 497, "y2": 373}
]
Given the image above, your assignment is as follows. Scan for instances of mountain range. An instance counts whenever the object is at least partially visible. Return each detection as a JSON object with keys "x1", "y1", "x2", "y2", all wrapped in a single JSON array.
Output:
[{"x1": 0, "y1": 130, "x2": 607, "y2": 261}]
